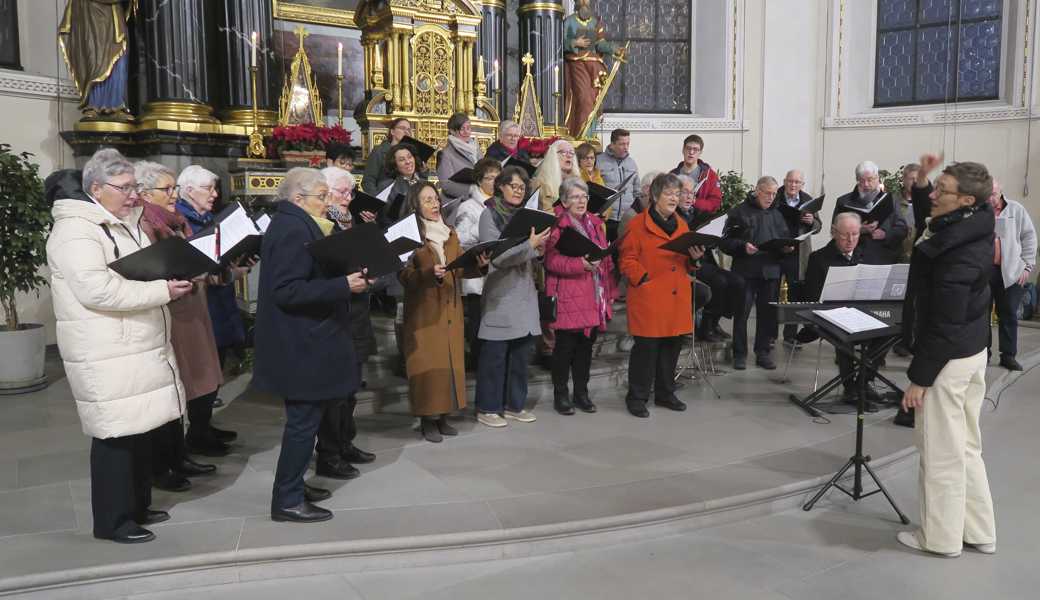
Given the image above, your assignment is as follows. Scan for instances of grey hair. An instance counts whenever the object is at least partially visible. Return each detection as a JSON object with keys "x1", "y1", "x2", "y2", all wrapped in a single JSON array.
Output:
[
  {"x1": 320, "y1": 166, "x2": 355, "y2": 190},
  {"x1": 640, "y1": 171, "x2": 662, "y2": 189},
  {"x1": 82, "y1": 148, "x2": 134, "y2": 193},
  {"x1": 498, "y1": 120, "x2": 520, "y2": 135},
  {"x1": 177, "y1": 165, "x2": 218, "y2": 198},
  {"x1": 855, "y1": 161, "x2": 880, "y2": 180},
  {"x1": 278, "y1": 167, "x2": 326, "y2": 201},
  {"x1": 675, "y1": 173, "x2": 695, "y2": 188},
  {"x1": 832, "y1": 211, "x2": 862, "y2": 231},
  {"x1": 558, "y1": 177, "x2": 589, "y2": 206},
  {"x1": 756, "y1": 175, "x2": 779, "y2": 190},
  {"x1": 134, "y1": 161, "x2": 175, "y2": 191}
]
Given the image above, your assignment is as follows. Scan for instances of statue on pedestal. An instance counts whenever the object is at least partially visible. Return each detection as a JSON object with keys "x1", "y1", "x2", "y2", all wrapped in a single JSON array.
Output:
[
  {"x1": 58, "y1": 0, "x2": 137, "y2": 122},
  {"x1": 562, "y1": 0, "x2": 622, "y2": 139}
]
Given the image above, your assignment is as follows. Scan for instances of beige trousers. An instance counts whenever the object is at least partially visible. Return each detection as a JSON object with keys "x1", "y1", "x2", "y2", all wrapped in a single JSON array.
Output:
[{"x1": 916, "y1": 349, "x2": 996, "y2": 553}]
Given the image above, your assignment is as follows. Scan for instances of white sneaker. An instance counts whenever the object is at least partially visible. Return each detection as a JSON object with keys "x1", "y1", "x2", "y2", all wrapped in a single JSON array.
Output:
[
  {"x1": 964, "y1": 541, "x2": 996, "y2": 554},
  {"x1": 504, "y1": 409, "x2": 537, "y2": 423},
  {"x1": 896, "y1": 531, "x2": 961, "y2": 558},
  {"x1": 477, "y1": 412, "x2": 508, "y2": 428}
]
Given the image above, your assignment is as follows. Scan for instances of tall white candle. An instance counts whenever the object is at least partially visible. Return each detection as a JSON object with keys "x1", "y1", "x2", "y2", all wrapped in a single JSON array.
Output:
[
  {"x1": 250, "y1": 31, "x2": 258, "y2": 67},
  {"x1": 553, "y1": 65, "x2": 559, "y2": 94},
  {"x1": 337, "y1": 42, "x2": 343, "y2": 77},
  {"x1": 493, "y1": 59, "x2": 499, "y2": 88}
]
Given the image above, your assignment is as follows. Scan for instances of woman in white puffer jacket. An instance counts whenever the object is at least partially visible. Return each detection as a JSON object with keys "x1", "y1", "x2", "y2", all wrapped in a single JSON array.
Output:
[{"x1": 45, "y1": 148, "x2": 192, "y2": 544}]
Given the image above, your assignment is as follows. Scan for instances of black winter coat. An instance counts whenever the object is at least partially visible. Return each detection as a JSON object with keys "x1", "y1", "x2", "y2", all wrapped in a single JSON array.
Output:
[
  {"x1": 720, "y1": 195, "x2": 790, "y2": 279},
  {"x1": 833, "y1": 186, "x2": 909, "y2": 265},
  {"x1": 252, "y1": 201, "x2": 360, "y2": 401},
  {"x1": 484, "y1": 141, "x2": 530, "y2": 163},
  {"x1": 903, "y1": 200, "x2": 995, "y2": 386},
  {"x1": 803, "y1": 240, "x2": 866, "y2": 302}
]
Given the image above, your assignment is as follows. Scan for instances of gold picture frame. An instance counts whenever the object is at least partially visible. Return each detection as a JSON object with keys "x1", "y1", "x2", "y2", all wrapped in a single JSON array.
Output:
[{"x1": 272, "y1": 0, "x2": 357, "y2": 29}]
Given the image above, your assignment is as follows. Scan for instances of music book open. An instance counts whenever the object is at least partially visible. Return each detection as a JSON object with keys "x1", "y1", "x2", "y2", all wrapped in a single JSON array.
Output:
[
  {"x1": 307, "y1": 221, "x2": 405, "y2": 279},
  {"x1": 819, "y1": 263, "x2": 910, "y2": 302},
  {"x1": 812, "y1": 307, "x2": 889, "y2": 334},
  {"x1": 384, "y1": 213, "x2": 423, "y2": 261},
  {"x1": 108, "y1": 237, "x2": 217, "y2": 282},
  {"x1": 556, "y1": 226, "x2": 614, "y2": 261},
  {"x1": 187, "y1": 202, "x2": 263, "y2": 267},
  {"x1": 836, "y1": 193, "x2": 893, "y2": 224}
]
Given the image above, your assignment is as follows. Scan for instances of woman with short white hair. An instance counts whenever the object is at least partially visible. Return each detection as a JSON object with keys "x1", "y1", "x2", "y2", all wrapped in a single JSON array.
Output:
[
  {"x1": 530, "y1": 139, "x2": 580, "y2": 210},
  {"x1": 46, "y1": 148, "x2": 193, "y2": 543}
]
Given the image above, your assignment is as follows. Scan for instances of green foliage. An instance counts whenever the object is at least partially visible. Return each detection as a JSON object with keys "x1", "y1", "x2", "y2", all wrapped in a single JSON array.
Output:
[
  {"x1": 719, "y1": 170, "x2": 752, "y2": 214},
  {"x1": 0, "y1": 145, "x2": 51, "y2": 331},
  {"x1": 879, "y1": 165, "x2": 910, "y2": 199}
]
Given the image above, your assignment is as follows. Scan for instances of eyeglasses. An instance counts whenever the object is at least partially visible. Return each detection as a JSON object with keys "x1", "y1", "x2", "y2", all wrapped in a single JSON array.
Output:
[
  {"x1": 393, "y1": 124, "x2": 412, "y2": 133},
  {"x1": 144, "y1": 185, "x2": 179, "y2": 196},
  {"x1": 480, "y1": 174, "x2": 498, "y2": 183},
  {"x1": 567, "y1": 193, "x2": 589, "y2": 202},
  {"x1": 331, "y1": 187, "x2": 353, "y2": 197},
  {"x1": 300, "y1": 192, "x2": 329, "y2": 202},
  {"x1": 659, "y1": 189, "x2": 680, "y2": 199},
  {"x1": 104, "y1": 182, "x2": 142, "y2": 196},
  {"x1": 506, "y1": 183, "x2": 527, "y2": 193},
  {"x1": 558, "y1": 150, "x2": 575, "y2": 157}
]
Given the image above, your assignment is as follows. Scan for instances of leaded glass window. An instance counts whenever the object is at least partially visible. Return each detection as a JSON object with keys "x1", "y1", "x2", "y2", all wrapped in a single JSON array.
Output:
[
  {"x1": 875, "y1": 0, "x2": 1002, "y2": 107},
  {"x1": 598, "y1": 0, "x2": 691, "y2": 113}
]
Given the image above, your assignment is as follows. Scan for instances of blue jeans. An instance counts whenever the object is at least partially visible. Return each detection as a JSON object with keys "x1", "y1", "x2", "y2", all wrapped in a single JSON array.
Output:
[
  {"x1": 476, "y1": 336, "x2": 534, "y2": 414},
  {"x1": 989, "y1": 267, "x2": 1026, "y2": 358}
]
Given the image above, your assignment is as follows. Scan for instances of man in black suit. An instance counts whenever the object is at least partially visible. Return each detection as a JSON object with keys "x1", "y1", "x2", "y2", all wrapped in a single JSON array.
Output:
[
  {"x1": 774, "y1": 169, "x2": 822, "y2": 345},
  {"x1": 253, "y1": 168, "x2": 371, "y2": 523},
  {"x1": 832, "y1": 161, "x2": 908, "y2": 265}
]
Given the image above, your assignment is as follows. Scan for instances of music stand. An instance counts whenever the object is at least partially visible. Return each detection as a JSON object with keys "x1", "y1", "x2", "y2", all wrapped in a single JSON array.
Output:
[{"x1": 798, "y1": 310, "x2": 910, "y2": 524}]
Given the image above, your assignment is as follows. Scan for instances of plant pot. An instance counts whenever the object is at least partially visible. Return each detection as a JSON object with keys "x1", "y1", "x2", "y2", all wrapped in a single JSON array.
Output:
[
  {"x1": 0, "y1": 323, "x2": 48, "y2": 394},
  {"x1": 280, "y1": 150, "x2": 327, "y2": 168}
]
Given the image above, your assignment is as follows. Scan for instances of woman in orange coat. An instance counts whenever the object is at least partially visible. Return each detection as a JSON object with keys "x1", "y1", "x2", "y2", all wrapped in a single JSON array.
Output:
[{"x1": 618, "y1": 173, "x2": 705, "y2": 418}]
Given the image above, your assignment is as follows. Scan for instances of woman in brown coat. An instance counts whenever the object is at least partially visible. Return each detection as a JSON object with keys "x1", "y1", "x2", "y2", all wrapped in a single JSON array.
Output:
[
  {"x1": 135, "y1": 161, "x2": 225, "y2": 490},
  {"x1": 399, "y1": 181, "x2": 486, "y2": 442}
]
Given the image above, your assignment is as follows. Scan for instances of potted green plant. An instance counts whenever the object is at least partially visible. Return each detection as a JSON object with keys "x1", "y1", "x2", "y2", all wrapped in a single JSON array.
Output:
[{"x1": 0, "y1": 144, "x2": 52, "y2": 393}]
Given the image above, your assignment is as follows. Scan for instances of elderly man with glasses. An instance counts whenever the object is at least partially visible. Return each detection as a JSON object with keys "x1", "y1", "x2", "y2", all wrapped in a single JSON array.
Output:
[{"x1": 832, "y1": 161, "x2": 909, "y2": 265}]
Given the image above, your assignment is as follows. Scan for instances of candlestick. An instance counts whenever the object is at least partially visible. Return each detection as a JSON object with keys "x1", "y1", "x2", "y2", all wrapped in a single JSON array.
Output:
[
  {"x1": 337, "y1": 42, "x2": 343, "y2": 77},
  {"x1": 477, "y1": 56, "x2": 485, "y2": 82},
  {"x1": 553, "y1": 65, "x2": 559, "y2": 94},
  {"x1": 247, "y1": 65, "x2": 264, "y2": 159},
  {"x1": 337, "y1": 74, "x2": 344, "y2": 127},
  {"x1": 553, "y1": 91, "x2": 561, "y2": 131},
  {"x1": 250, "y1": 31, "x2": 257, "y2": 68}
]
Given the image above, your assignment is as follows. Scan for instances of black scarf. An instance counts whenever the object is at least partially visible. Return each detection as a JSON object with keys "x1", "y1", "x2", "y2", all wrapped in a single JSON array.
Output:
[{"x1": 650, "y1": 205, "x2": 678, "y2": 235}]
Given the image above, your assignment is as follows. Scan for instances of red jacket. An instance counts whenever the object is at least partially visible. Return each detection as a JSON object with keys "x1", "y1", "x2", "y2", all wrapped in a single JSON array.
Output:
[
  {"x1": 619, "y1": 211, "x2": 695, "y2": 338},
  {"x1": 670, "y1": 160, "x2": 722, "y2": 213},
  {"x1": 544, "y1": 211, "x2": 617, "y2": 332}
]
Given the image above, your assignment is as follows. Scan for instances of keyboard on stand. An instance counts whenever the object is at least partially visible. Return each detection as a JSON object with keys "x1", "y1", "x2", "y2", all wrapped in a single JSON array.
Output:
[{"x1": 773, "y1": 301, "x2": 903, "y2": 326}]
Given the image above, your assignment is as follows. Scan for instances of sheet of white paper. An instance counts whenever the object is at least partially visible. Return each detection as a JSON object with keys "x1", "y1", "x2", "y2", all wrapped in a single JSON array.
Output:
[
  {"x1": 795, "y1": 231, "x2": 813, "y2": 241},
  {"x1": 376, "y1": 182, "x2": 395, "y2": 202},
  {"x1": 524, "y1": 189, "x2": 541, "y2": 210},
  {"x1": 384, "y1": 213, "x2": 422, "y2": 244},
  {"x1": 255, "y1": 213, "x2": 271, "y2": 233},
  {"x1": 852, "y1": 264, "x2": 893, "y2": 300},
  {"x1": 813, "y1": 306, "x2": 888, "y2": 334},
  {"x1": 819, "y1": 266, "x2": 861, "y2": 302},
  {"x1": 217, "y1": 204, "x2": 261, "y2": 258},
  {"x1": 398, "y1": 251, "x2": 415, "y2": 262},
  {"x1": 188, "y1": 234, "x2": 218, "y2": 262},
  {"x1": 697, "y1": 214, "x2": 728, "y2": 237}
]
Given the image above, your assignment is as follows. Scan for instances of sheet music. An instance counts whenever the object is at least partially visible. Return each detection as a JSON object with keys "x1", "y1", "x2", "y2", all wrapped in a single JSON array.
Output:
[
  {"x1": 255, "y1": 213, "x2": 271, "y2": 233},
  {"x1": 813, "y1": 307, "x2": 889, "y2": 334},
  {"x1": 820, "y1": 263, "x2": 910, "y2": 301},
  {"x1": 819, "y1": 266, "x2": 860, "y2": 301},
  {"x1": 384, "y1": 214, "x2": 422, "y2": 262},
  {"x1": 524, "y1": 189, "x2": 541, "y2": 210},
  {"x1": 697, "y1": 214, "x2": 728, "y2": 237},
  {"x1": 217, "y1": 205, "x2": 261, "y2": 258},
  {"x1": 188, "y1": 234, "x2": 218, "y2": 262},
  {"x1": 376, "y1": 182, "x2": 395, "y2": 202}
]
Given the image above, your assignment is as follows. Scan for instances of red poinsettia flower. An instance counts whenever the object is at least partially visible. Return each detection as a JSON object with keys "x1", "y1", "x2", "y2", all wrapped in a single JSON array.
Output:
[
  {"x1": 270, "y1": 123, "x2": 353, "y2": 153},
  {"x1": 518, "y1": 136, "x2": 561, "y2": 158}
]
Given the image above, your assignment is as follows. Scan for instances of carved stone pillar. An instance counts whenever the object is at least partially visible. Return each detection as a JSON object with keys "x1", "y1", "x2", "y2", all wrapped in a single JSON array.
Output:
[
  {"x1": 517, "y1": 0, "x2": 563, "y2": 125},
  {"x1": 217, "y1": 0, "x2": 277, "y2": 127},
  {"x1": 478, "y1": 0, "x2": 507, "y2": 117}
]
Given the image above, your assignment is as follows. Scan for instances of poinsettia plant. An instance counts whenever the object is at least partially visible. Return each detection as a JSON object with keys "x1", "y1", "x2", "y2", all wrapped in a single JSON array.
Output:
[
  {"x1": 518, "y1": 135, "x2": 560, "y2": 158},
  {"x1": 270, "y1": 123, "x2": 352, "y2": 153}
]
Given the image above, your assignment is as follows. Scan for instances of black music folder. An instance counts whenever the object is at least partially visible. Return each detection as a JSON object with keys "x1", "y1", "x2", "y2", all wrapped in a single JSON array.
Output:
[
  {"x1": 500, "y1": 155, "x2": 537, "y2": 178},
  {"x1": 556, "y1": 226, "x2": 614, "y2": 261},
  {"x1": 308, "y1": 221, "x2": 404, "y2": 279},
  {"x1": 399, "y1": 136, "x2": 437, "y2": 164},
  {"x1": 659, "y1": 231, "x2": 721, "y2": 254},
  {"x1": 586, "y1": 181, "x2": 625, "y2": 215},
  {"x1": 349, "y1": 188, "x2": 387, "y2": 224},
  {"x1": 449, "y1": 167, "x2": 476, "y2": 185},
  {"x1": 108, "y1": 237, "x2": 216, "y2": 282},
  {"x1": 188, "y1": 202, "x2": 264, "y2": 267},
  {"x1": 778, "y1": 193, "x2": 825, "y2": 219},
  {"x1": 445, "y1": 240, "x2": 500, "y2": 271},
  {"x1": 499, "y1": 208, "x2": 557, "y2": 240},
  {"x1": 836, "y1": 193, "x2": 893, "y2": 224},
  {"x1": 757, "y1": 231, "x2": 812, "y2": 253}
]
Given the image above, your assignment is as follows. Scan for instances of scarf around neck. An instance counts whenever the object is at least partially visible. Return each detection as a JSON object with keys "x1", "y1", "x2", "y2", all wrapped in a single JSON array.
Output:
[
  {"x1": 490, "y1": 196, "x2": 520, "y2": 232},
  {"x1": 422, "y1": 217, "x2": 451, "y2": 264},
  {"x1": 310, "y1": 214, "x2": 336, "y2": 237},
  {"x1": 448, "y1": 135, "x2": 479, "y2": 164},
  {"x1": 139, "y1": 200, "x2": 189, "y2": 240},
  {"x1": 650, "y1": 204, "x2": 678, "y2": 235}
]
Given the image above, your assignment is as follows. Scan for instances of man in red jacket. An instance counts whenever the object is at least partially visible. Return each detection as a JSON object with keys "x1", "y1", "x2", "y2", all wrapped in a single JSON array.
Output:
[{"x1": 669, "y1": 134, "x2": 723, "y2": 213}]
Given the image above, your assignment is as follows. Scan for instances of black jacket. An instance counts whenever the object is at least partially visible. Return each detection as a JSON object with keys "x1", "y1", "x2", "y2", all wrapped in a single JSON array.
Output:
[
  {"x1": 720, "y1": 195, "x2": 790, "y2": 279},
  {"x1": 43, "y1": 169, "x2": 90, "y2": 206},
  {"x1": 331, "y1": 222, "x2": 377, "y2": 362},
  {"x1": 773, "y1": 189, "x2": 819, "y2": 237},
  {"x1": 484, "y1": 141, "x2": 530, "y2": 163},
  {"x1": 833, "y1": 186, "x2": 909, "y2": 264},
  {"x1": 910, "y1": 182, "x2": 933, "y2": 243},
  {"x1": 903, "y1": 202, "x2": 995, "y2": 386},
  {"x1": 804, "y1": 240, "x2": 866, "y2": 302},
  {"x1": 252, "y1": 201, "x2": 360, "y2": 401}
]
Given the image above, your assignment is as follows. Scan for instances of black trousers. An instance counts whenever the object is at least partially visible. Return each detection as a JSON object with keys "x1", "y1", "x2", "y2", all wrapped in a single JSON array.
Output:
[
  {"x1": 779, "y1": 254, "x2": 805, "y2": 341},
  {"x1": 626, "y1": 335, "x2": 683, "y2": 405},
  {"x1": 151, "y1": 418, "x2": 184, "y2": 477},
  {"x1": 463, "y1": 294, "x2": 483, "y2": 367},
  {"x1": 552, "y1": 329, "x2": 598, "y2": 396},
  {"x1": 837, "y1": 339, "x2": 888, "y2": 391},
  {"x1": 272, "y1": 398, "x2": 326, "y2": 510},
  {"x1": 181, "y1": 389, "x2": 217, "y2": 445},
  {"x1": 316, "y1": 390, "x2": 359, "y2": 464},
  {"x1": 91, "y1": 432, "x2": 153, "y2": 538},
  {"x1": 698, "y1": 262, "x2": 746, "y2": 320},
  {"x1": 732, "y1": 278, "x2": 780, "y2": 359},
  {"x1": 989, "y1": 267, "x2": 1026, "y2": 358}
]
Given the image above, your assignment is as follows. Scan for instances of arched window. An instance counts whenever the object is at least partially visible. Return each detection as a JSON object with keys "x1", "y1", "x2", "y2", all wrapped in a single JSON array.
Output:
[
  {"x1": 875, "y1": 0, "x2": 1002, "y2": 107},
  {"x1": 0, "y1": 0, "x2": 21, "y2": 70}
]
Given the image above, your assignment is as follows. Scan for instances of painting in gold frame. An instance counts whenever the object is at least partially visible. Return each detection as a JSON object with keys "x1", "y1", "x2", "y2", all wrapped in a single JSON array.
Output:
[{"x1": 272, "y1": 0, "x2": 359, "y2": 28}]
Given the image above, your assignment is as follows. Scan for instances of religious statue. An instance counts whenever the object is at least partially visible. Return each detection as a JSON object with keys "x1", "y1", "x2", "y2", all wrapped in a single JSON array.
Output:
[
  {"x1": 58, "y1": 0, "x2": 137, "y2": 121},
  {"x1": 562, "y1": 0, "x2": 623, "y2": 139}
]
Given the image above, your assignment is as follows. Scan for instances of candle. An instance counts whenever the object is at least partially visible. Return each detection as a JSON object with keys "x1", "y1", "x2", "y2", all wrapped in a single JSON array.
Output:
[
  {"x1": 493, "y1": 59, "x2": 499, "y2": 88},
  {"x1": 250, "y1": 31, "x2": 258, "y2": 68},
  {"x1": 337, "y1": 42, "x2": 343, "y2": 77},
  {"x1": 478, "y1": 55, "x2": 485, "y2": 81},
  {"x1": 554, "y1": 65, "x2": 559, "y2": 94}
]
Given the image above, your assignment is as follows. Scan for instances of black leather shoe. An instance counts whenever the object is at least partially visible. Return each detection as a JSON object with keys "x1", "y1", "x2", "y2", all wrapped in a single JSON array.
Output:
[
  {"x1": 341, "y1": 445, "x2": 375, "y2": 464},
  {"x1": 153, "y1": 472, "x2": 191, "y2": 492},
  {"x1": 654, "y1": 397, "x2": 687, "y2": 411},
  {"x1": 185, "y1": 436, "x2": 231, "y2": 458},
  {"x1": 137, "y1": 509, "x2": 170, "y2": 525},
  {"x1": 893, "y1": 408, "x2": 915, "y2": 428},
  {"x1": 733, "y1": 356, "x2": 747, "y2": 370},
  {"x1": 209, "y1": 425, "x2": 238, "y2": 442},
  {"x1": 271, "y1": 501, "x2": 333, "y2": 523},
  {"x1": 172, "y1": 457, "x2": 216, "y2": 476},
  {"x1": 304, "y1": 483, "x2": 331, "y2": 502},
  {"x1": 756, "y1": 354, "x2": 777, "y2": 370},
  {"x1": 97, "y1": 524, "x2": 155, "y2": 544},
  {"x1": 315, "y1": 459, "x2": 360, "y2": 480},
  {"x1": 712, "y1": 325, "x2": 731, "y2": 339},
  {"x1": 420, "y1": 417, "x2": 443, "y2": 443},
  {"x1": 436, "y1": 416, "x2": 458, "y2": 436},
  {"x1": 1000, "y1": 355, "x2": 1023, "y2": 371},
  {"x1": 554, "y1": 391, "x2": 575, "y2": 415},
  {"x1": 573, "y1": 392, "x2": 597, "y2": 413},
  {"x1": 626, "y1": 401, "x2": 650, "y2": 418}
]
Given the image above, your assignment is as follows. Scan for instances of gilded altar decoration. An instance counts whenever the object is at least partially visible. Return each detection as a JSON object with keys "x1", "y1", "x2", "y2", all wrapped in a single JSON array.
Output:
[
  {"x1": 513, "y1": 53, "x2": 545, "y2": 138},
  {"x1": 279, "y1": 26, "x2": 325, "y2": 126},
  {"x1": 58, "y1": 0, "x2": 138, "y2": 121}
]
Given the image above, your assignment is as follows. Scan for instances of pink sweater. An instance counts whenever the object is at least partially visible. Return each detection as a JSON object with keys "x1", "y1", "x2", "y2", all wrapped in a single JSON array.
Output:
[{"x1": 544, "y1": 211, "x2": 617, "y2": 332}]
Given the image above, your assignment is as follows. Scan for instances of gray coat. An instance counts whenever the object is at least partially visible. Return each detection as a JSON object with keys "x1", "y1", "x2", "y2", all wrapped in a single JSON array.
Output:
[
  {"x1": 436, "y1": 139, "x2": 480, "y2": 203},
  {"x1": 362, "y1": 139, "x2": 393, "y2": 193},
  {"x1": 477, "y1": 208, "x2": 541, "y2": 341},
  {"x1": 596, "y1": 147, "x2": 640, "y2": 212}
]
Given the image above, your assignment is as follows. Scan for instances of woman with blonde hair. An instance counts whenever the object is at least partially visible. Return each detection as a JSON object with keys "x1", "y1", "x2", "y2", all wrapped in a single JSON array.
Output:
[{"x1": 530, "y1": 139, "x2": 581, "y2": 211}]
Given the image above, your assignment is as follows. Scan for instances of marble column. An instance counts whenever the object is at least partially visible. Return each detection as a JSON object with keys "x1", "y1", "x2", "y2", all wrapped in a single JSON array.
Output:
[
  {"x1": 478, "y1": 0, "x2": 507, "y2": 117},
  {"x1": 517, "y1": 0, "x2": 563, "y2": 125},
  {"x1": 217, "y1": 0, "x2": 277, "y2": 127},
  {"x1": 137, "y1": 0, "x2": 219, "y2": 124}
]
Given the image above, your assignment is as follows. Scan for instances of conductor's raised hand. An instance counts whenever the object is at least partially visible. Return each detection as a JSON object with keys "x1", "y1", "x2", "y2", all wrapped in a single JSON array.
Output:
[
  {"x1": 688, "y1": 245, "x2": 705, "y2": 260},
  {"x1": 347, "y1": 269, "x2": 370, "y2": 293},
  {"x1": 917, "y1": 152, "x2": 943, "y2": 186},
  {"x1": 167, "y1": 279, "x2": 194, "y2": 301}
]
